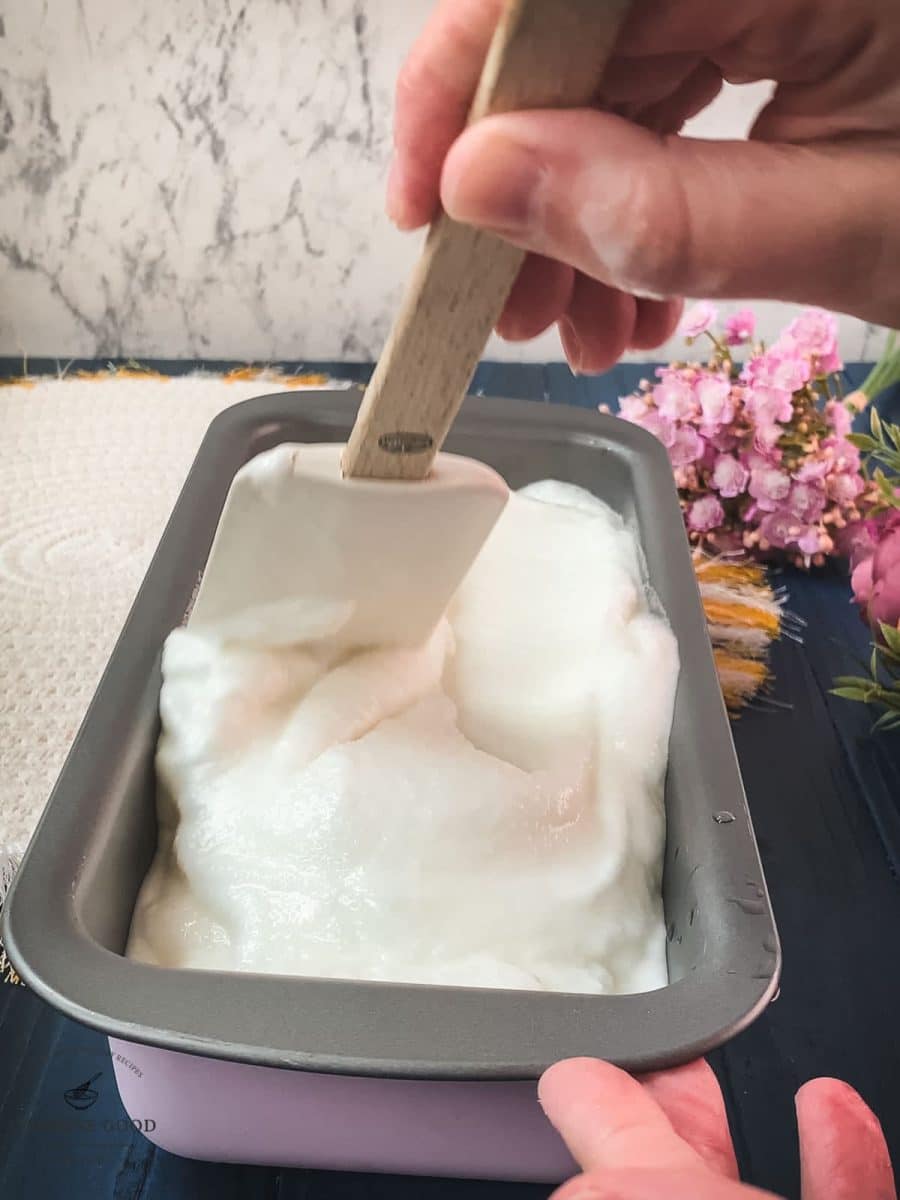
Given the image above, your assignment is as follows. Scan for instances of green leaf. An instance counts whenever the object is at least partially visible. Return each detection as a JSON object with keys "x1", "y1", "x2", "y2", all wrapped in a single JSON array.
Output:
[
  {"x1": 876, "y1": 641, "x2": 900, "y2": 669},
  {"x1": 887, "y1": 422, "x2": 900, "y2": 452},
  {"x1": 872, "y1": 710, "x2": 900, "y2": 733},
  {"x1": 848, "y1": 434, "x2": 879, "y2": 451},
  {"x1": 871, "y1": 445, "x2": 900, "y2": 471},
  {"x1": 831, "y1": 686, "x2": 874, "y2": 702},
  {"x1": 871, "y1": 645, "x2": 880, "y2": 679},
  {"x1": 880, "y1": 624, "x2": 900, "y2": 655},
  {"x1": 874, "y1": 470, "x2": 897, "y2": 500},
  {"x1": 872, "y1": 406, "x2": 884, "y2": 439},
  {"x1": 833, "y1": 675, "x2": 874, "y2": 689}
]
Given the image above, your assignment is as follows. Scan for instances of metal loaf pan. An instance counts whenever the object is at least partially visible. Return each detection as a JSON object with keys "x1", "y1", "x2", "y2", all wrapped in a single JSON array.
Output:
[{"x1": 4, "y1": 391, "x2": 780, "y2": 1083}]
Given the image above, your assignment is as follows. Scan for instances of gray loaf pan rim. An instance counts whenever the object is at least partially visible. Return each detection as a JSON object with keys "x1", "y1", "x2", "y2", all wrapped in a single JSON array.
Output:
[{"x1": 3, "y1": 390, "x2": 781, "y2": 1081}]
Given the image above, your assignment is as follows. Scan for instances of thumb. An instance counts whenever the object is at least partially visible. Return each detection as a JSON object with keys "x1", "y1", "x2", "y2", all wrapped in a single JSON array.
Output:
[
  {"x1": 440, "y1": 110, "x2": 895, "y2": 321},
  {"x1": 795, "y1": 1078, "x2": 896, "y2": 1200}
]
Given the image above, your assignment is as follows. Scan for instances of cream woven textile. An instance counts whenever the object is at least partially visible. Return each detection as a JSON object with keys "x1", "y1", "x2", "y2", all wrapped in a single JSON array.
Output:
[{"x1": 0, "y1": 372, "x2": 345, "y2": 896}]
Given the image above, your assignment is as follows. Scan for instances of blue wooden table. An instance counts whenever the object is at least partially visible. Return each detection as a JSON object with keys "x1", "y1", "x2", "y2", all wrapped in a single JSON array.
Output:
[{"x1": 2, "y1": 361, "x2": 899, "y2": 1200}]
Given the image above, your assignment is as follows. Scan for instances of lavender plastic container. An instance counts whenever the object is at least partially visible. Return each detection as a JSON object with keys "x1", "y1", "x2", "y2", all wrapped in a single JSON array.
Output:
[{"x1": 4, "y1": 392, "x2": 780, "y2": 1182}]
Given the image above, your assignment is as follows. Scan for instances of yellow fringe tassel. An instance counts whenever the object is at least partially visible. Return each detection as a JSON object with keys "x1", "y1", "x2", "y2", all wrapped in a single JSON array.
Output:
[{"x1": 693, "y1": 551, "x2": 788, "y2": 713}]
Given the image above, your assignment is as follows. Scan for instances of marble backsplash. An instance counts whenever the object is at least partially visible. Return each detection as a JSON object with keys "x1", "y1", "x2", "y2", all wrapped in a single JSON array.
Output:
[{"x1": 0, "y1": 1, "x2": 887, "y2": 363}]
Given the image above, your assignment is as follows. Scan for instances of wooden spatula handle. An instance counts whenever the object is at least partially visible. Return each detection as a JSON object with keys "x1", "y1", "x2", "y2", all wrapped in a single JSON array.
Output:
[{"x1": 343, "y1": 0, "x2": 630, "y2": 480}]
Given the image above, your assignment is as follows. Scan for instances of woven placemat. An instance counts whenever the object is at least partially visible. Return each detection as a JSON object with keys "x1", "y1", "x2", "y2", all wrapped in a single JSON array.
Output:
[{"x1": 0, "y1": 370, "x2": 345, "y2": 928}]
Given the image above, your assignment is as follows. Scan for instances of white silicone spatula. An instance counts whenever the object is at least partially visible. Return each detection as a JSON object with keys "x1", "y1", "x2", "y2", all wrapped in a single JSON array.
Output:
[{"x1": 189, "y1": 0, "x2": 629, "y2": 652}]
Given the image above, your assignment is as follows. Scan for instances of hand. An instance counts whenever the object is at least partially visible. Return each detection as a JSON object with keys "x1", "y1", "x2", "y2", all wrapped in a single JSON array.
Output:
[
  {"x1": 537, "y1": 1057, "x2": 896, "y2": 1199},
  {"x1": 387, "y1": 0, "x2": 900, "y2": 371}
]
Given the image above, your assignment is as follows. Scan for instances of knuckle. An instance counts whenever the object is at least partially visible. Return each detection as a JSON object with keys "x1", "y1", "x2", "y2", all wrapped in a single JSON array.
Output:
[
  {"x1": 617, "y1": 154, "x2": 693, "y2": 297},
  {"x1": 394, "y1": 53, "x2": 428, "y2": 112},
  {"x1": 570, "y1": 135, "x2": 694, "y2": 299}
]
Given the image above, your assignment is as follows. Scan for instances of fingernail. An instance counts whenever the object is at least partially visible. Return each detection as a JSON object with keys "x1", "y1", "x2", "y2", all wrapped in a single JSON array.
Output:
[
  {"x1": 386, "y1": 157, "x2": 405, "y2": 225},
  {"x1": 443, "y1": 130, "x2": 542, "y2": 234},
  {"x1": 386, "y1": 158, "x2": 421, "y2": 230},
  {"x1": 559, "y1": 317, "x2": 584, "y2": 374}
]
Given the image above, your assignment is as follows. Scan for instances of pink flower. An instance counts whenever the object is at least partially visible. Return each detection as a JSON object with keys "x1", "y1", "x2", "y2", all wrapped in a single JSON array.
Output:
[
  {"x1": 745, "y1": 383, "x2": 794, "y2": 428},
  {"x1": 779, "y1": 308, "x2": 841, "y2": 374},
  {"x1": 745, "y1": 449, "x2": 782, "y2": 472},
  {"x1": 696, "y1": 376, "x2": 734, "y2": 433},
  {"x1": 824, "y1": 400, "x2": 853, "y2": 437},
  {"x1": 758, "y1": 508, "x2": 798, "y2": 549},
  {"x1": 826, "y1": 470, "x2": 864, "y2": 505},
  {"x1": 710, "y1": 428, "x2": 739, "y2": 452},
  {"x1": 822, "y1": 436, "x2": 862, "y2": 474},
  {"x1": 821, "y1": 438, "x2": 863, "y2": 506},
  {"x1": 638, "y1": 410, "x2": 677, "y2": 448},
  {"x1": 617, "y1": 303, "x2": 863, "y2": 572},
  {"x1": 687, "y1": 495, "x2": 725, "y2": 532},
  {"x1": 788, "y1": 480, "x2": 826, "y2": 523},
  {"x1": 753, "y1": 421, "x2": 784, "y2": 455},
  {"x1": 724, "y1": 309, "x2": 756, "y2": 345},
  {"x1": 797, "y1": 526, "x2": 824, "y2": 556},
  {"x1": 619, "y1": 393, "x2": 650, "y2": 422},
  {"x1": 654, "y1": 373, "x2": 697, "y2": 421},
  {"x1": 852, "y1": 556, "x2": 877, "y2": 614},
  {"x1": 851, "y1": 512, "x2": 900, "y2": 628},
  {"x1": 743, "y1": 348, "x2": 811, "y2": 394},
  {"x1": 674, "y1": 465, "x2": 699, "y2": 491},
  {"x1": 679, "y1": 301, "x2": 718, "y2": 339},
  {"x1": 748, "y1": 465, "x2": 792, "y2": 512},
  {"x1": 794, "y1": 459, "x2": 830, "y2": 483},
  {"x1": 668, "y1": 425, "x2": 705, "y2": 467},
  {"x1": 700, "y1": 438, "x2": 719, "y2": 471},
  {"x1": 772, "y1": 356, "x2": 811, "y2": 394},
  {"x1": 758, "y1": 508, "x2": 821, "y2": 555},
  {"x1": 617, "y1": 395, "x2": 677, "y2": 448},
  {"x1": 836, "y1": 517, "x2": 879, "y2": 563},
  {"x1": 712, "y1": 453, "x2": 750, "y2": 498}
]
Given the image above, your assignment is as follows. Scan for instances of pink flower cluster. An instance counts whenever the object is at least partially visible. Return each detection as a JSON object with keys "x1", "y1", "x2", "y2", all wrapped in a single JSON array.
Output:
[
  {"x1": 849, "y1": 512, "x2": 900, "y2": 628},
  {"x1": 616, "y1": 305, "x2": 871, "y2": 566}
]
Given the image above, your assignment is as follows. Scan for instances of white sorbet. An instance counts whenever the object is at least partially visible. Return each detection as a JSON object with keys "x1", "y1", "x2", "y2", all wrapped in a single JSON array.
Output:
[{"x1": 127, "y1": 472, "x2": 679, "y2": 995}]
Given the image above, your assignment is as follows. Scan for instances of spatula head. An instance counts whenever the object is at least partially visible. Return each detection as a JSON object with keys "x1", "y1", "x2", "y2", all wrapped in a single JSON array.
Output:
[{"x1": 188, "y1": 443, "x2": 509, "y2": 651}]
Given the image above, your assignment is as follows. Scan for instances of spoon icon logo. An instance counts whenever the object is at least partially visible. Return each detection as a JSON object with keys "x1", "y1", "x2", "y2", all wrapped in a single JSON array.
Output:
[{"x1": 63, "y1": 1072, "x2": 101, "y2": 1110}]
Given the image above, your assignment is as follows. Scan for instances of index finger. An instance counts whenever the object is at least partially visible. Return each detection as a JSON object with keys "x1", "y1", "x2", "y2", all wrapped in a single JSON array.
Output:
[
  {"x1": 639, "y1": 1059, "x2": 740, "y2": 1180},
  {"x1": 538, "y1": 1058, "x2": 707, "y2": 1174},
  {"x1": 388, "y1": 0, "x2": 504, "y2": 229}
]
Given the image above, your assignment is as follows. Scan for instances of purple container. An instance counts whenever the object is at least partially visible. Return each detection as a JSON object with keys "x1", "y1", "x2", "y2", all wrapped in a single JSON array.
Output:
[
  {"x1": 109, "y1": 1039, "x2": 576, "y2": 1180},
  {"x1": 4, "y1": 392, "x2": 780, "y2": 1181}
]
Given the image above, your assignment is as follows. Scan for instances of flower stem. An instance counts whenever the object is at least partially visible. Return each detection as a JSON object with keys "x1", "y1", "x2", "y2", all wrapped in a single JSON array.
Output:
[
  {"x1": 702, "y1": 329, "x2": 731, "y2": 364},
  {"x1": 860, "y1": 331, "x2": 900, "y2": 400}
]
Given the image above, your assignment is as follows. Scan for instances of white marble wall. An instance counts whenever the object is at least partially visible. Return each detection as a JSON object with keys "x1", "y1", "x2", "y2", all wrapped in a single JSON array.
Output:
[{"x1": 0, "y1": 2, "x2": 886, "y2": 363}]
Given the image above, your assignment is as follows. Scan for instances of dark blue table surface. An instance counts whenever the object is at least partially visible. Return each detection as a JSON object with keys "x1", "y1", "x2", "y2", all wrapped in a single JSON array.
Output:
[{"x1": 2, "y1": 360, "x2": 899, "y2": 1200}]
